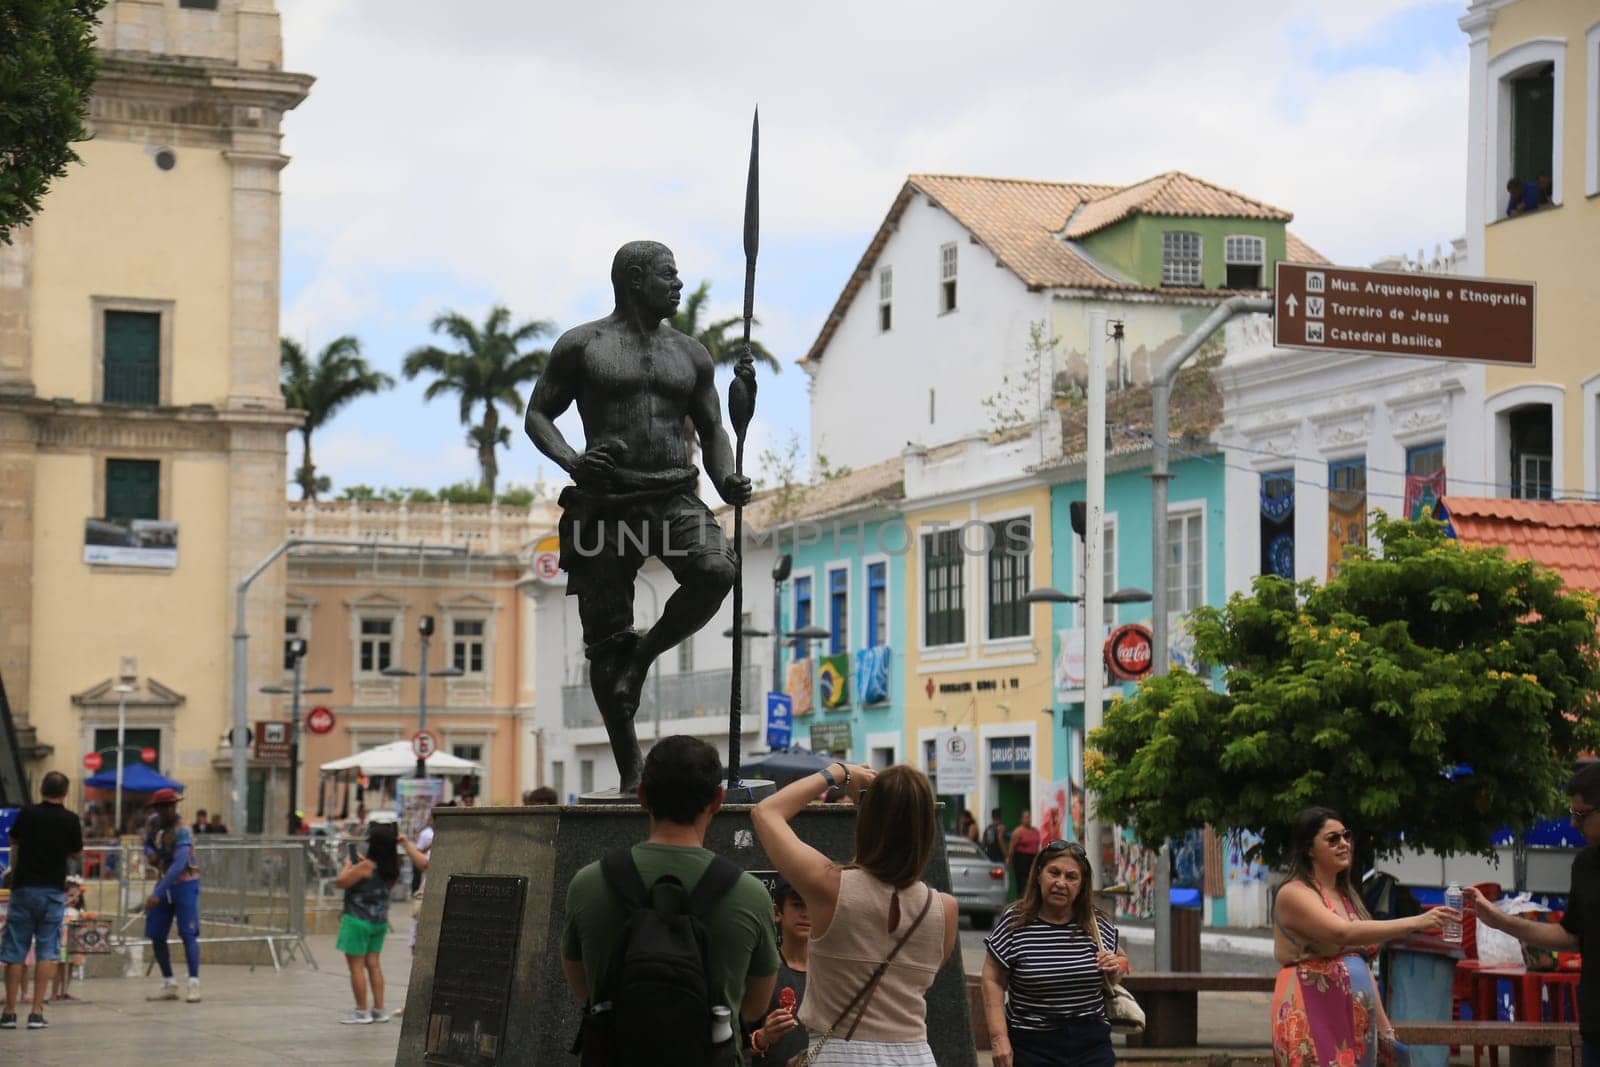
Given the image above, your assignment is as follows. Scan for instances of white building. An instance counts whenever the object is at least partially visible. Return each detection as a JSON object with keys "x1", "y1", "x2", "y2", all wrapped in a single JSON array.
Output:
[{"x1": 801, "y1": 172, "x2": 1326, "y2": 473}]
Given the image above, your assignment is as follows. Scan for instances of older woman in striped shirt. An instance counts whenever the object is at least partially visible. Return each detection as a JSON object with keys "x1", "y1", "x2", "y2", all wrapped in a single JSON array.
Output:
[{"x1": 980, "y1": 840, "x2": 1123, "y2": 1067}]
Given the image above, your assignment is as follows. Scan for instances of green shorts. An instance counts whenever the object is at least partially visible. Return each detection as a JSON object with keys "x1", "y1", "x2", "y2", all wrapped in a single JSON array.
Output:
[{"x1": 336, "y1": 914, "x2": 389, "y2": 956}]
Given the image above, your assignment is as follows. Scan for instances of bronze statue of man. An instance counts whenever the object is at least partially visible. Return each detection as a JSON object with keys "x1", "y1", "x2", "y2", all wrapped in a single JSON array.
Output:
[{"x1": 525, "y1": 240, "x2": 753, "y2": 792}]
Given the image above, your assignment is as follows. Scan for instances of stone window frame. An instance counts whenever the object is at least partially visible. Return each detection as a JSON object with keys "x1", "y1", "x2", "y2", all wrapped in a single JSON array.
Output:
[
  {"x1": 348, "y1": 594, "x2": 406, "y2": 684},
  {"x1": 1484, "y1": 38, "x2": 1566, "y2": 223},
  {"x1": 91, "y1": 296, "x2": 175, "y2": 407},
  {"x1": 444, "y1": 727, "x2": 492, "y2": 803},
  {"x1": 440, "y1": 594, "x2": 498, "y2": 690}
]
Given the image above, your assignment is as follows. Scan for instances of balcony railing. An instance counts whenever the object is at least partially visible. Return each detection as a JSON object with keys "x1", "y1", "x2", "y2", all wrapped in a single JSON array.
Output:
[{"x1": 562, "y1": 664, "x2": 766, "y2": 729}]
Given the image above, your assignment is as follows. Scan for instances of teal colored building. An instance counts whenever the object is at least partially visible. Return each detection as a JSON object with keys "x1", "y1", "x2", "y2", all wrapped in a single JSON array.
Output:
[
  {"x1": 1043, "y1": 453, "x2": 1227, "y2": 786},
  {"x1": 766, "y1": 480, "x2": 909, "y2": 767}
]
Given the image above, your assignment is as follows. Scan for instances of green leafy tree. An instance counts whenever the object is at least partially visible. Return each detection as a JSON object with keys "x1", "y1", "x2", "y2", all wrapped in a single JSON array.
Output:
[
  {"x1": 436, "y1": 480, "x2": 493, "y2": 505},
  {"x1": 496, "y1": 484, "x2": 535, "y2": 508},
  {"x1": 671, "y1": 280, "x2": 780, "y2": 461},
  {"x1": 337, "y1": 484, "x2": 378, "y2": 502},
  {"x1": 280, "y1": 336, "x2": 394, "y2": 501},
  {"x1": 403, "y1": 306, "x2": 553, "y2": 498},
  {"x1": 0, "y1": 0, "x2": 105, "y2": 244},
  {"x1": 1089, "y1": 514, "x2": 1600, "y2": 868}
]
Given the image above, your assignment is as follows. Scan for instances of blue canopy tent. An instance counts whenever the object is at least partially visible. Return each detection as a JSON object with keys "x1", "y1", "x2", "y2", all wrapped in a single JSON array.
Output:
[{"x1": 83, "y1": 763, "x2": 184, "y2": 793}]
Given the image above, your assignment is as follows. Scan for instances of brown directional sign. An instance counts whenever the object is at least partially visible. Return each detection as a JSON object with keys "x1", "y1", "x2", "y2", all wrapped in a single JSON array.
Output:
[{"x1": 1274, "y1": 262, "x2": 1535, "y2": 366}]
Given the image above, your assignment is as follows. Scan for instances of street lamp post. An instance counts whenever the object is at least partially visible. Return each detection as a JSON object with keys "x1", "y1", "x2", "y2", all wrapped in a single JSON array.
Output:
[
  {"x1": 382, "y1": 615, "x2": 464, "y2": 781},
  {"x1": 113, "y1": 682, "x2": 136, "y2": 838},
  {"x1": 771, "y1": 554, "x2": 793, "y2": 694},
  {"x1": 261, "y1": 638, "x2": 332, "y2": 835}
]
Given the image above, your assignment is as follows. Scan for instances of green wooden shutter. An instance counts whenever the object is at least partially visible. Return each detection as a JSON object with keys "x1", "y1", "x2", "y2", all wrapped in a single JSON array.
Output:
[
  {"x1": 105, "y1": 459, "x2": 160, "y2": 521},
  {"x1": 104, "y1": 311, "x2": 160, "y2": 405},
  {"x1": 1512, "y1": 65, "x2": 1554, "y2": 187}
]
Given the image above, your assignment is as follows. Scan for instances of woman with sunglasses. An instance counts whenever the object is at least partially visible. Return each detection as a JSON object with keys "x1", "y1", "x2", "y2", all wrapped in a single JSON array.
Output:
[
  {"x1": 1272, "y1": 807, "x2": 1456, "y2": 1065},
  {"x1": 752, "y1": 762, "x2": 959, "y2": 1066},
  {"x1": 981, "y1": 839, "x2": 1123, "y2": 1067}
]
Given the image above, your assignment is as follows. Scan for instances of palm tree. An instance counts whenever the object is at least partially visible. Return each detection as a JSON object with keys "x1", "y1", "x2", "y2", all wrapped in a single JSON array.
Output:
[
  {"x1": 280, "y1": 336, "x2": 394, "y2": 501},
  {"x1": 671, "y1": 281, "x2": 780, "y2": 459},
  {"x1": 670, "y1": 280, "x2": 781, "y2": 373},
  {"x1": 402, "y1": 306, "x2": 554, "y2": 498}
]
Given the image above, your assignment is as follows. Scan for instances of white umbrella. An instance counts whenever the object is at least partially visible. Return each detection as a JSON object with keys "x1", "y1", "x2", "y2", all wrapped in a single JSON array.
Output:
[{"x1": 319, "y1": 740, "x2": 481, "y2": 776}]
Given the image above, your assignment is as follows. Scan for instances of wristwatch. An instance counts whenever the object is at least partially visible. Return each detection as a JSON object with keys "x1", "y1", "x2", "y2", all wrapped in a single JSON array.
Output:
[{"x1": 819, "y1": 762, "x2": 851, "y2": 790}]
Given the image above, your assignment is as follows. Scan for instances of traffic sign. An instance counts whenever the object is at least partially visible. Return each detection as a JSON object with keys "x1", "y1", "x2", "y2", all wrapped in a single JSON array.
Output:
[
  {"x1": 935, "y1": 729, "x2": 978, "y2": 795},
  {"x1": 1105, "y1": 624, "x2": 1155, "y2": 682},
  {"x1": 306, "y1": 705, "x2": 336, "y2": 736},
  {"x1": 765, "y1": 691, "x2": 793, "y2": 750},
  {"x1": 139, "y1": 746, "x2": 157, "y2": 764},
  {"x1": 83, "y1": 752, "x2": 102, "y2": 772},
  {"x1": 1274, "y1": 262, "x2": 1535, "y2": 366},
  {"x1": 411, "y1": 729, "x2": 438, "y2": 760},
  {"x1": 533, "y1": 551, "x2": 561, "y2": 582}
]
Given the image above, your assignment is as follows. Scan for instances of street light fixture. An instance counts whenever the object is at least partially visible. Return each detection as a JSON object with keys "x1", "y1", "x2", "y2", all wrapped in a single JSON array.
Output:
[
  {"x1": 382, "y1": 614, "x2": 465, "y2": 779},
  {"x1": 261, "y1": 637, "x2": 333, "y2": 835}
]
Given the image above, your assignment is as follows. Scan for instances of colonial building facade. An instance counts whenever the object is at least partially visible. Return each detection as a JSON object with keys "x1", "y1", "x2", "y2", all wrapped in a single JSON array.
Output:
[{"x1": 0, "y1": 0, "x2": 311, "y2": 819}]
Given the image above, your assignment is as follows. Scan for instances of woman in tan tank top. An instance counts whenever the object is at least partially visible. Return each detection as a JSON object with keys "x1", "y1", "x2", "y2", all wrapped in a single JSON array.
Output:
[{"x1": 752, "y1": 763, "x2": 959, "y2": 1066}]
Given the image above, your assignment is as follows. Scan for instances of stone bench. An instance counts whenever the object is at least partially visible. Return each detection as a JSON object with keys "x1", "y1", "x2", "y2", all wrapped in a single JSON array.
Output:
[
  {"x1": 1392, "y1": 1021, "x2": 1580, "y2": 1067},
  {"x1": 1120, "y1": 972, "x2": 1277, "y2": 1047}
]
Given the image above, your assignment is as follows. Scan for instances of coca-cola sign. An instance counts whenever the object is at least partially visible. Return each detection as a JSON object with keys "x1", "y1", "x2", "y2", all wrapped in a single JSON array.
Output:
[{"x1": 1104, "y1": 624, "x2": 1154, "y2": 682}]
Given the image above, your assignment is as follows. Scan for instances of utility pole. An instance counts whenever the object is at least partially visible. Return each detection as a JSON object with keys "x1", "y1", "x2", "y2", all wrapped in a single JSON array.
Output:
[{"x1": 1084, "y1": 308, "x2": 1107, "y2": 891}]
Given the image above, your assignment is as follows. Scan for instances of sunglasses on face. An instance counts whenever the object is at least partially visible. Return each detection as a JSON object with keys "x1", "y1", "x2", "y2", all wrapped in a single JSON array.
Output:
[{"x1": 1322, "y1": 830, "x2": 1354, "y2": 845}]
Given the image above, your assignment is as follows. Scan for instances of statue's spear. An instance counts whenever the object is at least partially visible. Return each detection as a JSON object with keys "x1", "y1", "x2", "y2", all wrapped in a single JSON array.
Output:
[{"x1": 726, "y1": 108, "x2": 759, "y2": 791}]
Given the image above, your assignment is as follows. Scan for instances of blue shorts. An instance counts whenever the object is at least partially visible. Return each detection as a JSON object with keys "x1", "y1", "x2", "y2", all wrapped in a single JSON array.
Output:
[{"x1": 0, "y1": 885, "x2": 67, "y2": 964}]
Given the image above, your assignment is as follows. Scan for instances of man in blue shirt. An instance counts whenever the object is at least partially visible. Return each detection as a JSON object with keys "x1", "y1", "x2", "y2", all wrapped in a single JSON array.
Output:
[{"x1": 140, "y1": 789, "x2": 202, "y2": 1003}]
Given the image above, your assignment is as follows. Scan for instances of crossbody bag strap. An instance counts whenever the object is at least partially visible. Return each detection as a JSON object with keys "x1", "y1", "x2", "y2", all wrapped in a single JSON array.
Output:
[
  {"x1": 837, "y1": 886, "x2": 936, "y2": 1042},
  {"x1": 1084, "y1": 909, "x2": 1118, "y2": 996}
]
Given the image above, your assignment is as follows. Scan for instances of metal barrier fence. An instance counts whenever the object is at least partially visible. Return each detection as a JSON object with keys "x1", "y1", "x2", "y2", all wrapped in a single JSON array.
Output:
[{"x1": 73, "y1": 837, "x2": 318, "y2": 972}]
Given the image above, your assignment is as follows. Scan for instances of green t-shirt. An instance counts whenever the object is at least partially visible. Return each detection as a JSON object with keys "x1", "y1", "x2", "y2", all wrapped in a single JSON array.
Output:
[{"x1": 561, "y1": 843, "x2": 780, "y2": 1031}]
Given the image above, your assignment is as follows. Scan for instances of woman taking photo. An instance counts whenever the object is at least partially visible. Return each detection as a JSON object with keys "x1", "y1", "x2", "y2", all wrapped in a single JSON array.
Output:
[
  {"x1": 981, "y1": 840, "x2": 1123, "y2": 1067},
  {"x1": 752, "y1": 763, "x2": 958, "y2": 1067},
  {"x1": 1272, "y1": 807, "x2": 1456, "y2": 1065},
  {"x1": 335, "y1": 819, "x2": 429, "y2": 1025}
]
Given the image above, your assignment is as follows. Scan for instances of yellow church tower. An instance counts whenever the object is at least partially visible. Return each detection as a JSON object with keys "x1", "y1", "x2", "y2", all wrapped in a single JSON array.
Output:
[{"x1": 0, "y1": 0, "x2": 311, "y2": 827}]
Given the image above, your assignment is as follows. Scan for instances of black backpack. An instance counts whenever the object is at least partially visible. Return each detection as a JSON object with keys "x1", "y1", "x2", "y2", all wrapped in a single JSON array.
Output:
[{"x1": 577, "y1": 848, "x2": 744, "y2": 1067}]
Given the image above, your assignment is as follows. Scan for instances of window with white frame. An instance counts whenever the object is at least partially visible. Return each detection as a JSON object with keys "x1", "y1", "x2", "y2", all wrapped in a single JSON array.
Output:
[
  {"x1": 939, "y1": 242, "x2": 958, "y2": 313},
  {"x1": 986, "y1": 517, "x2": 1031, "y2": 640},
  {"x1": 677, "y1": 637, "x2": 694, "y2": 673},
  {"x1": 580, "y1": 759, "x2": 595, "y2": 794},
  {"x1": 1079, "y1": 520, "x2": 1118, "y2": 628},
  {"x1": 878, "y1": 267, "x2": 893, "y2": 332},
  {"x1": 1224, "y1": 235, "x2": 1265, "y2": 288},
  {"x1": 358, "y1": 617, "x2": 394, "y2": 675},
  {"x1": 923, "y1": 529, "x2": 965, "y2": 646},
  {"x1": 1161, "y1": 231, "x2": 1203, "y2": 287},
  {"x1": 451, "y1": 618, "x2": 485, "y2": 675},
  {"x1": 1166, "y1": 511, "x2": 1204, "y2": 616}
]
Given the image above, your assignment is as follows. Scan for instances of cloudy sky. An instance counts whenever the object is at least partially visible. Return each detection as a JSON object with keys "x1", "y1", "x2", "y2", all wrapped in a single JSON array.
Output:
[{"x1": 274, "y1": 0, "x2": 1469, "y2": 498}]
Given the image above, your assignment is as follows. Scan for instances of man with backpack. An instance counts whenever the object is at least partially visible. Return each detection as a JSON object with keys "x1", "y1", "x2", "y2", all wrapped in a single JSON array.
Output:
[{"x1": 562, "y1": 735, "x2": 779, "y2": 1065}]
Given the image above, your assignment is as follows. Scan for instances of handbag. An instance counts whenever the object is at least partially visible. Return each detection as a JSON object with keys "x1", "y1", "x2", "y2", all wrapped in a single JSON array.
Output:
[
  {"x1": 786, "y1": 887, "x2": 935, "y2": 1067},
  {"x1": 1084, "y1": 908, "x2": 1145, "y2": 1036}
]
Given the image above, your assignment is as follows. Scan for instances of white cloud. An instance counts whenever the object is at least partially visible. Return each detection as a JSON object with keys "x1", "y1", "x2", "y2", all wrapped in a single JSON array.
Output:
[{"x1": 273, "y1": 0, "x2": 1470, "y2": 486}]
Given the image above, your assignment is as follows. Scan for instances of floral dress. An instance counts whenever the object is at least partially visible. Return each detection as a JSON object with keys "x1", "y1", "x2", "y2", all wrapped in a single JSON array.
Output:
[{"x1": 1271, "y1": 885, "x2": 1402, "y2": 1067}]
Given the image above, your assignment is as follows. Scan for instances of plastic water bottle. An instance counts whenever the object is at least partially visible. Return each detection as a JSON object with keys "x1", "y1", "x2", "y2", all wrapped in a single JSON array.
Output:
[
  {"x1": 1443, "y1": 882, "x2": 1464, "y2": 943},
  {"x1": 710, "y1": 1005, "x2": 736, "y2": 1066},
  {"x1": 711, "y1": 1005, "x2": 734, "y2": 1044}
]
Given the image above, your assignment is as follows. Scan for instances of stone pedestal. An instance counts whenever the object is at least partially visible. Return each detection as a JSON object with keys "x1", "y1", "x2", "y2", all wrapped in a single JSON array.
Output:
[{"x1": 397, "y1": 804, "x2": 977, "y2": 1066}]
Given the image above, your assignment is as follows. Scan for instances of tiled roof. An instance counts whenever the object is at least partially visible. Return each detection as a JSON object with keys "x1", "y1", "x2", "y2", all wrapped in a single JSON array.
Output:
[
  {"x1": 1063, "y1": 171, "x2": 1292, "y2": 239},
  {"x1": 800, "y1": 173, "x2": 1324, "y2": 365},
  {"x1": 1057, "y1": 365, "x2": 1224, "y2": 464},
  {"x1": 729, "y1": 454, "x2": 906, "y2": 533},
  {"x1": 1438, "y1": 497, "x2": 1600, "y2": 593},
  {"x1": 1285, "y1": 231, "x2": 1331, "y2": 266}
]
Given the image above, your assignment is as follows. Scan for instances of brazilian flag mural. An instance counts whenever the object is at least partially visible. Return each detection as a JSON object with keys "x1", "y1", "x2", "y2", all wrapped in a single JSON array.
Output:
[{"x1": 818, "y1": 653, "x2": 850, "y2": 709}]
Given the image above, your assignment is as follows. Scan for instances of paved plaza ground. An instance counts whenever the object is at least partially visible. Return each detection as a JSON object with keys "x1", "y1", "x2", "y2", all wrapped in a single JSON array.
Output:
[{"x1": 0, "y1": 926, "x2": 1281, "y2": 1066}]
